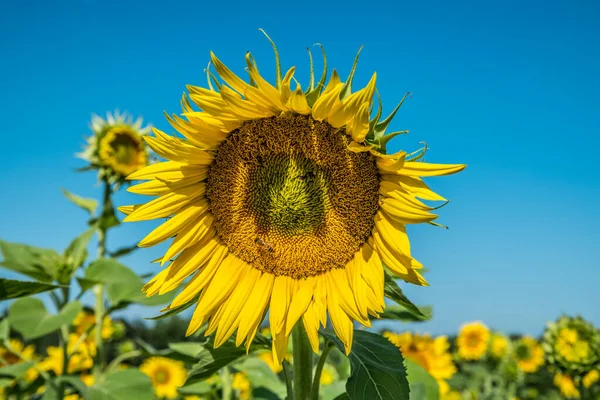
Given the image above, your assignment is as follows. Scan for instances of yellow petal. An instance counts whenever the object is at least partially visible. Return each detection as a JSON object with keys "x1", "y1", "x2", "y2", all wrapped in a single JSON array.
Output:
[
  {"x1": 327, "y1": 72, "x2": 376, "y2": 128},
  {"x1": 382, "y1": 174, "x2": 446, "y2": 201},
  {"x1": 287, "y1": 86, "x2": 311, "y2": 115},
  {"x1": 160, "y1": 235, "x2": 220, "y2": 293},
  {"x1": 169, "y1": 244, "x2": 229, "y2": 308},
  {"x1": 379, "y1": 197, "x2": 437, "y2": 224},
  {"x1": 138, "y1": 199, "x2": 209, "y2": 247},
  {"x1": 279, "y1": 67, "x2": 297, "y2": 107},
  {"x1": 379, "y1": 181, "x2": 434, "y2": 211},
  {"x1": 160, "y1": 214, "x2": 214, "y2": 265},
  {"x1": 214, "y1": 266, "x2": 261, "y2": 347},
  {"x1": 236, "y1": 272, "x2": 275, "y2": 346},
  {"x1": 326, "y1": 283, "x2": 354, "y2": 354},
  {"x1": 347, "y1": 102, "x2": 370, "y2": 142},
  {"x1": 220, "y1": 86, "x2": 274, "y2": 120},
  {"x1": 144, "y1": 129, "x2": 214, "y2": 164},
  {"x1": 123, "y1": 184, "x2": 206, "y2": 222},
  {"x1": 128, "y1": 174, "x2": 207, "y2": 196},
  {"x1": 117, "y1": 204, "x2": 141, "y2": 216},
  {"x1": 210, "y1": 52, "x2": 250, "y2": 95},
  {"x1": 245, "y1": 53, "x2": 285, "y2": 110},
  {"x1": 326, "y1": 269, "x2": 370, "y2": 325},
  {"x1": 127, "y1": 161, "x2": 204, "y2": 181},
  {"x1": 269, "y1": 276, "x2": 292, "y2": 335},
  {"x1": 397, "y1": 161, "x2": 466, "y2": 177},
  {"x1": 302, "y1": 303, "x2": 321, "y2": 353},
  {"x1": 311, "y1": 83, "x2": 343, "y2": 121},
  {"x1": 285, "y1": 276, "x2": 316, "y2": 336}
]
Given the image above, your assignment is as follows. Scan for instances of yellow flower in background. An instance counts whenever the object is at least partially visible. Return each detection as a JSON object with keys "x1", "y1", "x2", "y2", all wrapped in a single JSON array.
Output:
[
  {"x1": 490, "y1": 333, "x2": 510, "y2": 359},
  {"x1": 73, "y1": 311, "x2": 115, "y2": 340},
  {"x1": 257, "y1": 350, "x2": 291, "y2": 373},
  {"x1": 140, "y1": 357, "x2": 187, "y2": 399},
  {"x1": 123, "y1": 33, "x2": 464, "y2": 368},
  {"x1": 232, "y1": 372, "x2": 251, "y2": 400},
  {"x1": 80, "y1": 373, "x2": 95, "y2": 387},
  {"x1": 79, "y1": 110, "x2": 151, "y2": 183},
  {"x1": 385, "y1": 331, "x2": 456, "y2": 392},
  {"x1": 320, "y1": 365, "x2": 338, "y2": 386},
  {"x1": 556, "y1": 328, "x2": 590, "y2": 363},
  {"x1": 0, "y1": 339, "x2": 40, "y2": 382},
  {"x1": 515, "y1": 336, "x2": 544, "y2": 373},
  {"x1": 554, "y1": 373, "x2": 580, "y2": 398},
  {"x1": 583, "y1": 369, "x2": 599, "y2": 388},
  {"x1": 39, "y1": 334, "x2": 96, "y2": 376},
  {"x1": 457, "y1": 322, "x2": 490, "y2": 360}
]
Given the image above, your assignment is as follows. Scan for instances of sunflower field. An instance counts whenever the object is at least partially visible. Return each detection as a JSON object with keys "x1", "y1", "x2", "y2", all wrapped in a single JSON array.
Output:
[{"x1": 1, "y1": 33, "x2": 598, "y2": 400}]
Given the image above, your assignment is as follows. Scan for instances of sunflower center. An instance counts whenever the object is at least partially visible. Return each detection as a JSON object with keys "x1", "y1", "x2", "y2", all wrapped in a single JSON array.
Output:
[
  {"x1": 106, "y1": 129, "x2": 140, "y2": 165},
  {"x1": 206, "y1": 113, "x2": 379, "y2": 279},
  {"x1": 516, "y1": 344, "x2": 531, "y2": 360},
  {"x1": 154, "y1": 368, "x2": 170, "y2": 384}
]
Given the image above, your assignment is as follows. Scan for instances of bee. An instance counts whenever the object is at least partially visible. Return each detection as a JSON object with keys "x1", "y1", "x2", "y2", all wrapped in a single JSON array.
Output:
[{"x1": 255, "y1": 237, "x2": 274, "y2": 253}]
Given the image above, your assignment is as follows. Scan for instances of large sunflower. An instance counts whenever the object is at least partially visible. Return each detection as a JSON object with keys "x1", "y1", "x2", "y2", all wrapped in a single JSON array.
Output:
[{"x1": 121, "y1": 34, "x2": 464, "y2": 365}]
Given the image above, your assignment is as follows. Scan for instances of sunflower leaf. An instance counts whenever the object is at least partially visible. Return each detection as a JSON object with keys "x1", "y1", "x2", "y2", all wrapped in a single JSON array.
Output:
[
  {"x1": 378, "y1": 305, "x2": 433, "y2": 322},
  {"x1": 7, "y1": 298, "x2": 82, "y2": 340},
  {"x1": 0, "y1": 319, "x2": 9, "y2": 341},
  {"x1": 0, "y1": 279, "x2": 65, "y2": 301},
  {"x1": 383, "y1": 271, "x2": 426, "y2": 318},
  {"x1": 320, "y1": 329, "x2": 410, "y2": 400},
  {"x1": 87, "y1": 369, "x2": 154, "y2": 400},
  {"x1": 63, "y1": 228, "x2": 95, "y2": 272},
  {"x1": 185, "y1": 341, "x2": 247, "y2": 384},
  {"x1": 61, "y1": 188, "x2": 98, "y2": 216},
  {"x1": 0, "y1": 361, "x2": 35, "y2": 378},
  {"x1": 0, "y1": 241, "x2": 62, "y2": 282},
  {"x1": 404, "y1": 359, "x2": 439, "y2": 400}
]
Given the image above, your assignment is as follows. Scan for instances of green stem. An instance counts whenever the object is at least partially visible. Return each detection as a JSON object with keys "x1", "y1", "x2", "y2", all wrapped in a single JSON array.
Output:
[
  {"x1": 282, "y1": 360, "x2": 294, "y2": 400},
  {"x1": 105, "y1": 350, "x2": 142, "y2": 373},
  {"x1": 220, "y1": 366, "x2": 232, "y2": 400},
  {"x1": 292, "y1": 322, "x2": 313, "y2": 400},
  {"x1": 94, "y1": 181, "x2": 111, "y2": 379},
  {"x1": 310, "y1": 341, "x2": 334, "y2": 400}
]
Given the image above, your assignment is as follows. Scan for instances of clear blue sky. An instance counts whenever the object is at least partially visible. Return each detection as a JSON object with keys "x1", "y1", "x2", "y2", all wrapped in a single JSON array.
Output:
[{"x1": 1, "y1": 0, "x2": 598, "y2": 337}]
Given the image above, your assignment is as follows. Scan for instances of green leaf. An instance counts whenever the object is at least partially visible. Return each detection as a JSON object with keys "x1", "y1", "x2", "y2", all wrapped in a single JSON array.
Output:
[
  {"x1": 87, "y1": 369, "x2": 154, "y2": 400},
  {"x1": 62, "y1": 188, "x2": 98, "y2": 215},
  {"x1": 83, "y1": 259, "x2": 143, "y2": 305},
  {"x1": 383, "y1": 271, "x2": 425, "y2": 318},
  {"x1": 321, "y1": 330, "x2": 410, "y2": 400},
  {"x1": 404, "y1": 359, "x2": 439, "y2": 400},
  {"x1": 0, "y1": 279, "x2": 65, "y2": 301},
  {"x1": 169, "y1": 342, "x2": 205, "y2": 358},
  {"x1": 109, "y1": 244, "x2": 139, "y2": 258},
  {"x1": 0, "y1": 241, "x2": 62, "y2": 282},
  {"x1": 321, "y1": 381, "x2": 347, "y2": 400},
  {"x1": 0, "y1": 319, "x2": 8, "y2": 341},
  {"x1": 235, "y1": 358, "x2": 286, "y2": 398},
  {"x1": 186, "y1": 342, "x2": 248, "y2": 384},
  {"x1": 0, "y1": 361, "x2": 34, "y2": 378},
  {"x1": 379, "y1": 305, "x2": 433, "y2": 322},
  {"x1": 63, "y1": 228, "x2": 95, "y2": 271},
  {"x1": 179, "y1": 380, "x2": 214, "y2": 395},
  {"x1": 8, "y1": 298, "x2": 82, "y2": 340}
]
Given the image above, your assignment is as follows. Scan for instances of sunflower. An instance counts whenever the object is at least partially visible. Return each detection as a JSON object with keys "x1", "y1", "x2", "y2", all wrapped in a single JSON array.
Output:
[
  {"x1": 385, "y1": 331, "x2": 456, "y2": 392},
  {"x1": 554, "y1": 373, "x2": 580, "y2": 398},
  {"x1": 39, "y1": 334, "x2": 96, "y2": 375},
  {"x1": 73, "y1": 310, "x2": 115, "y2": 340},
  {"x1": 543, "y1": 315, "x2": 600, "y2": 375},
  {"x1": 489, "y1": 332, "x2": 510, "y2": 359},
  {"x1": 121, "y1": 33, "x2": 464, "y2": 365},
  {"x1": 514, "y1": 336, "x2": 544, "y2": 373},
  {"x1": 319, "y1": 365, "x2": 338, "y2": 385},
  {"x1": 583, "y1": 369, "x2": 599, "y2": 388},
  {"x1": 0, "y1": 339, "x2": 39, "y2": 382},
  {"x1": 140, "y1": 356, "x2": 187, "y2": 399},
  {"x1": 79, "y1": 110, "x2": 151, "y2": 183},
  {"x1": 232, "y1": 372, "x2": 251, "y2": 400},
  {"x1": 456, "y1": 322, "x2": 490, "y2": 360}
]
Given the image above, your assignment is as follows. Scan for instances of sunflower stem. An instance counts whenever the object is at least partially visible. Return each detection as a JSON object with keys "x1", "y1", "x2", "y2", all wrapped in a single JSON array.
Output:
[
  {"x1": 94, "y1": 181, "x2": 111, "y2": 379},
  {"x1": 292, "y1": 322, "x2": 313, "y2": 400},
  {"x1": 220, "y1": 366, "x2": 232, "y2": 400},
  {"x1": 310, "y1": 341, "x2": 334, "y2": 400}
]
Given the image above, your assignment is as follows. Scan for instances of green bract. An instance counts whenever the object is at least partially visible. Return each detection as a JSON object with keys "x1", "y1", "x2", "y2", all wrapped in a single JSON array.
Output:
[{"x1": 543, "y1": 315, "x2": 600, "y2": 376}]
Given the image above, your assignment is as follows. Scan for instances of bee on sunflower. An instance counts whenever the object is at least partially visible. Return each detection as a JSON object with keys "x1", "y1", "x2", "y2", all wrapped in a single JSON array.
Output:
[
  {"x1": 79, "y1": 110, "x2": 151, "y2": 184},
  {"x1": 121, "y1": 31, "x2": 465, "y2": 367}
]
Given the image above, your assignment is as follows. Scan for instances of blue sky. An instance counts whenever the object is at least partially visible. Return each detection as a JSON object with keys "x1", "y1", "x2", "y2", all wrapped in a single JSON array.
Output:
[{"x1": 1, "y1": 0, "x2": 598, "y2": 337}]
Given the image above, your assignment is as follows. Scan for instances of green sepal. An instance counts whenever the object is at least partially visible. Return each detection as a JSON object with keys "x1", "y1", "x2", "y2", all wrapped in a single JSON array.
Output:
[
  {"x1": 305, "y1": 44, "x2": 328, "y2": 108},
  {"x1": 306, "y1": 47, "x2": 315, "y2": 91},
  {"x1": 339, "y1": 45, "x2": 364, "y2": 101},
  {"x1": 383, "y1": 270, "x2": 426, "y2": 318},
  {"x1": 205, "y1": 61, "x2": 222, "y2": 91},
  {"x1": 372, "y1": 92, "x2": 411, "y2": 143},
  {"x1": 259, "y1": 28, "x2": 282, "y2": 89}
]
